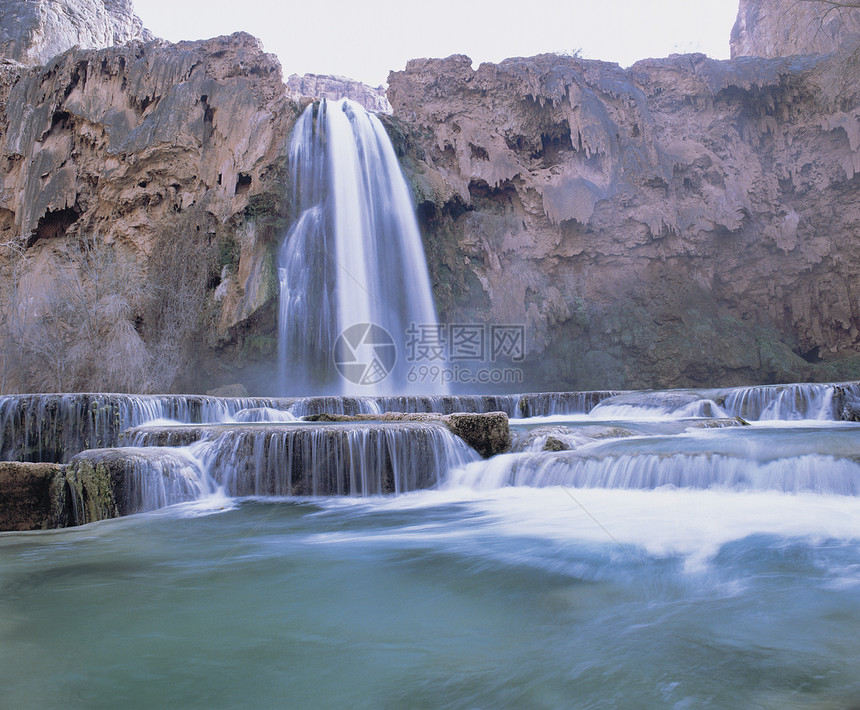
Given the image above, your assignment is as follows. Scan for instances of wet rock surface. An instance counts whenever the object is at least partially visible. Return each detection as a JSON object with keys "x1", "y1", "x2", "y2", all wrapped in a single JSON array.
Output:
[{"x1": 304, "y1": 411, "x2": 512, "y2": 457}]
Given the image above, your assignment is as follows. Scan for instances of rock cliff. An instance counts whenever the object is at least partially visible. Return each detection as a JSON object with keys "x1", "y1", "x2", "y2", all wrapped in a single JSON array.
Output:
[
  {"x1": 388, "y1": 43, "x2": 860, "y2": 389},
  {"x1": 4, "y1": 0, "x2": 860, "y2": 394},
  {"x1": 0, "y1": 0, "x2": 153, "y2": 66},
  {"x1": 731, "y1": 0, "x2": 860, "y2": 58},
  {"x1": 0, "y1": 32, "x2": 296, "y2": 394},
  {"x1": 286, "y1": 72, "x2": 391, "y2": 113}
]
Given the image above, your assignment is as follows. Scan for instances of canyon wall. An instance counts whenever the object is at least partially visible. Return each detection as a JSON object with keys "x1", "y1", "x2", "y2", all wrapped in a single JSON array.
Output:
[
  {"x1": 3, "y1": 0, "x2": 860, "y2": 394},
  {"x1": 388, "y1": 41, "x2": 860, "y2": 389},
  {"x1": 0, "y1": 0, "x2": 153, "y2": 66},
  {"x1": 285, "y1": 73, "x2": 391, "y2": 113},
  {"x1": 731, "y1": 0, "x2": 860, "y2": 58},
  {"x1": 0, "y1": 32, "x2": 296, "y2": 394}
]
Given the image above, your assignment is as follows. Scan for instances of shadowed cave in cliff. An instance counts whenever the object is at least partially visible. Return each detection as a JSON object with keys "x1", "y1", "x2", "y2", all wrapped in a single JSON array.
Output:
[{"x1": 30, "y1": 206, "x2": 80, "y2": 246}]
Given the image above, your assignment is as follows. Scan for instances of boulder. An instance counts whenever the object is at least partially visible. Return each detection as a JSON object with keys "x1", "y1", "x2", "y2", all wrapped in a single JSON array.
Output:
[
  {"x1": 0, "y1": 461, "x2": 72, "y2": 530},
  {"x1": 444, "y1": 413, "x2": 511, "y2": 458}
]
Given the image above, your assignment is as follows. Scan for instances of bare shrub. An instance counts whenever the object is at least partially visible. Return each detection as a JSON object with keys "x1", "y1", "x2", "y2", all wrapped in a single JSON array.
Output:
[
  {"x1": 141, "y1": 210, "x2": 215, "y2": 393},
  {"x1": 0, "y1": 235, "x2": 151, "y2": 393}
]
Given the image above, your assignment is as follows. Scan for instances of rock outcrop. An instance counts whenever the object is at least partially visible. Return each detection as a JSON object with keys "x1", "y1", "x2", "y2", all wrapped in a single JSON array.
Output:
[
  {"x1": 0, "y1": 33, "x2": 296, "y2": 394},
  {"x1": 286, "y1": 72, "x2": 391, "y2": 113},
  {"x1": 731, "y1": 0, "x2": 860, "y2": 58},
  {"x1": 66, "y1": 447, "x2": 204, "y2": 522},
  {"x1": 0, "y1": 0, "x2": 153, "y2": 66},
  {"x1": 388, "y1": 43, "x2": 860, "y2": 390},
  {"x1": 0, "y1": 461, "x2": 71, "y2": 529}
]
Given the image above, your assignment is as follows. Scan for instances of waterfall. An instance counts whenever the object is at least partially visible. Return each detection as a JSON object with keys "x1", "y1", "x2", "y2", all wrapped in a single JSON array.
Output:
[
  {"x1": 449, "y1": 418, "x2": 860, "y2": 495},
  {"x1": 0, "y1": 393, "x2": 292, "y2": 462},
  {"x1": 278, "y1": 98, "x2": 443, "y2": 396},
  {"x1": 712, "y1": 382, "x2": 847, "y2": 420},
  {"x1": 66, "y1": 447, "x2": 212, "y2": 523},
  {"x1": 449, "y1": 441, "x2": 860, "y2": 495},
  {"x1": 187, "y1": 423, "x2": 479, "y2": 497}
]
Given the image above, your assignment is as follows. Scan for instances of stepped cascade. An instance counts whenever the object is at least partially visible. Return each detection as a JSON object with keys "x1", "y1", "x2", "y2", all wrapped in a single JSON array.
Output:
[
  {"x1": 278, "y1": 98, "x2": 443, "y2": 395},
  {"x1": 3, "y1": 379, "x2": 860, "y2": 706},
  {"x1": 2, "y1": 381, "x2": 860, "y2": 526}
]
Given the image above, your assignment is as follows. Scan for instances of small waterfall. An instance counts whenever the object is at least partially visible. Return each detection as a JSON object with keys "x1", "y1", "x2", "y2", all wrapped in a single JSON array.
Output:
[
  {"x1": 281, "y1": 392, "x2": 618, "y2": 418},
  {"x1": 278, "y1": 98, "x2": 443, "y2": 396},
  {"x1": 232, "y1": 408, "x2": 298, "y2": 423},
  {"x1": 66, "y1": 447, "x2": 212, "y2": 523},
  {"x1": 589, "y1": 391, "x2": 728, "y2": 420},
  {"x1": 588, "y1": 384, "x2": 860, "y2": 421},
  {"x1": 285, "y1": 395, "x2": 521, "y2": 417},
  {"x1": 449, "y1": 424, "x2": 860, "y2": 495},
  {"x1": 0, "y1": 394, "x2": 292, "y2": 462},
  {"x1": 515, "y1": 391, "x2": 619, "y2": 417},
  {"x1": 109, "y1": 448, "x2": 212, "y2": 514},
  {"x1": 189, "y1": 423, "x2": 479, "y2": 496},
  {"x1": 449, "y1": 451, "x2": 860, "y2": 495},
  {"x1": 713, "y1": 382, "x2": 849, "y2": 420}
]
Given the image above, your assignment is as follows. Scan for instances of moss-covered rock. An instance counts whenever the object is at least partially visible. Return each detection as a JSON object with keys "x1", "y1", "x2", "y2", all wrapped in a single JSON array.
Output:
[
  {"x1": 444, "y1": 412, "x2": 511, "y2": 458},
  {"x1": 543, "y1": 436, "x2": 568, "y2": 452},
  {"x1": 64, "y1": 454, "x2": 120, "y2": 525}
]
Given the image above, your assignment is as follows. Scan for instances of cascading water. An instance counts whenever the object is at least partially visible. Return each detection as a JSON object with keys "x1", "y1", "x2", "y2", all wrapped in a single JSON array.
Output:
[
  {"x1": 278, "y1": 98, "x2": 443, "y2": 396},
  {"x1": 7, "y1": 381, "x2": 860, "y2": 707}
]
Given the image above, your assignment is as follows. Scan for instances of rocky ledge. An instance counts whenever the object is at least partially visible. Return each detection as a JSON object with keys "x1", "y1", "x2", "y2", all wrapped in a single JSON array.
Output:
[{"x1": 304, "y1": 411, "x2": 512, "y2": 457}]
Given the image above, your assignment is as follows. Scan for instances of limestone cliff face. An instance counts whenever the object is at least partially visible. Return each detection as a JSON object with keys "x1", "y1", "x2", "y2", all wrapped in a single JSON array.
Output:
[
  {"x1": 388, "y1": 46, "x2": 860, "y2": 389},
  {"x1": 0, "y1": 33, "x2": 296, "y2": 394},
  {"x1": 731, "y1": 0, "x2": 860, "y2": 58},
  {"x1": 0, "y1": 0, "x2": 153, "y2": 66},
  {"x1": 286, "y1": 72, "x2": 391, "y2": 113}
]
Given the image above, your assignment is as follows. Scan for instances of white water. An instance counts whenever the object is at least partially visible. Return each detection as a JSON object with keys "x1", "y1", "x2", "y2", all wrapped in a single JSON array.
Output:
[
  {"x1": 186, "y1": 423, "x2": 479, "y2": 497},
  {"x1": 278, "y1": 99, "x2": 442, "y2": 395},
  {"x1": 6, "y1": 383, "x2": 860, "y2": 707}
]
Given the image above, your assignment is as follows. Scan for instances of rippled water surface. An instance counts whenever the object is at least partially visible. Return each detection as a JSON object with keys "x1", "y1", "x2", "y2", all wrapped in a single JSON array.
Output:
[{"x1": 2, "y1": 486, "x2": 860, "y2": 709}]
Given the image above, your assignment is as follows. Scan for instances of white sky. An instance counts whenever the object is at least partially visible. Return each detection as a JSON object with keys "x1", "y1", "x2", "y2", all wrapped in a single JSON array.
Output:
[{"x1": 133, "y1": 0, "x2": 741, "y2": 87}]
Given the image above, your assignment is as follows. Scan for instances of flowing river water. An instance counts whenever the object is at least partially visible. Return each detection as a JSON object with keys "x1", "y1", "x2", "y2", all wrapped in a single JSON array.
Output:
[{"x1": 2, "y1": 385, "x2": 860, "y2": 709}]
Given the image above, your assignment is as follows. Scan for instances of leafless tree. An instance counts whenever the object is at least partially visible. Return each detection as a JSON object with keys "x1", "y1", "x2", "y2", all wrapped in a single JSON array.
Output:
[
  {"x1": 0, "y1": 235, "x2": 152, "y2": 393},
  {"x1": 800, "y1": 1, "x2": 860, "y2": 7},
  {"x1": 54, "y1": 236, "x2": 151, "y2": 392},
  {"x1": 141, "y1": 211, "x2": 215, "y2": 393},
  {"x1": 0, "y1": 237, "x2": 29, "y2": 392}
]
